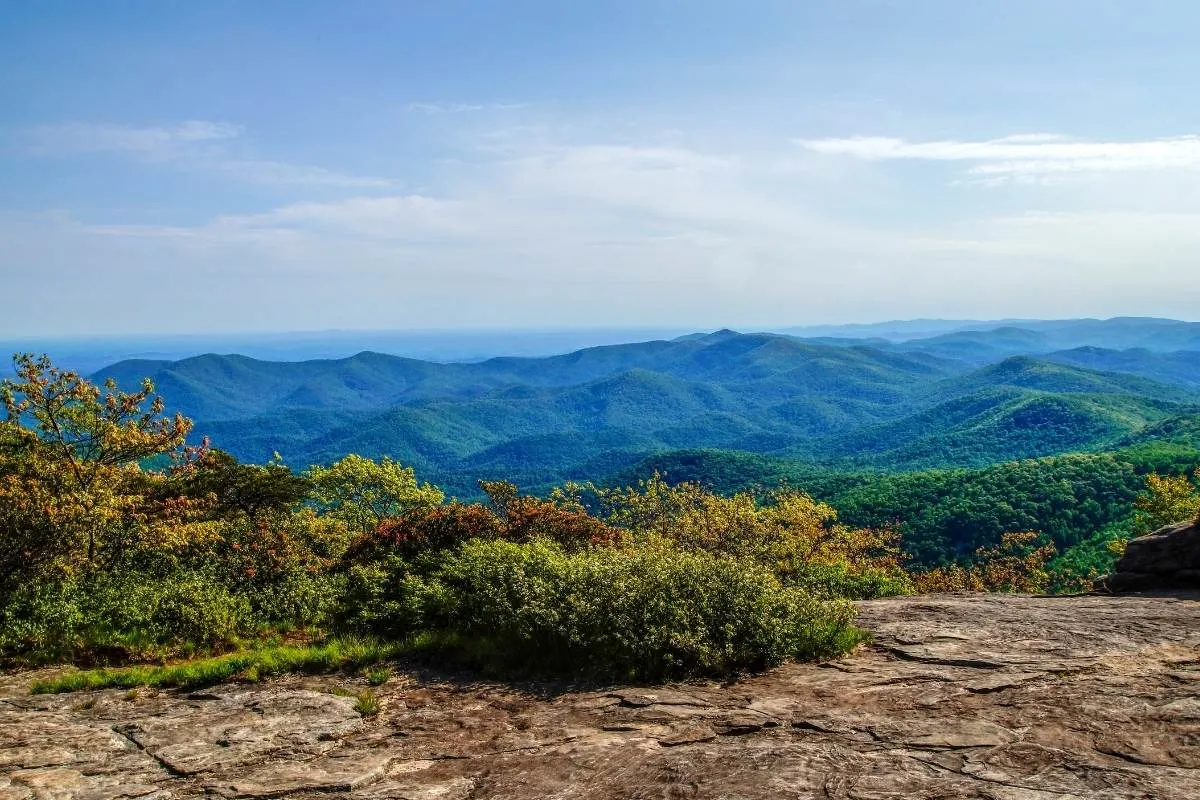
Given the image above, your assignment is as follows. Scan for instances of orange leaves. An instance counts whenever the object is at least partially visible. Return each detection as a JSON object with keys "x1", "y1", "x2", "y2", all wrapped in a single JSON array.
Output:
[
  {"x1": 369, "y1": 503, "x2": 503, "y2": 558},
  {"x1": 359, "y1": 488, "x2": 622, "y2": 562},
  {"x1": 911, "y1": 531, "x2": 1056, "y2": 594},
  {"x1": 504, "y1": 496, "x2": 624, "y2": 549}
]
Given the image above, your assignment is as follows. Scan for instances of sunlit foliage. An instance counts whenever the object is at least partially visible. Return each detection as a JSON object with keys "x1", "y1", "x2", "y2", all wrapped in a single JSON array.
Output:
[
  {"x1": 590, "y1": 474, "x2": 910, "y2": 598},
  {"x1": 307, "y1": 454, "x2": 443, "y2": 534},
  {"x1": 0, "y1": 353, "x2": 191, "y2": 587},
  {"x1": 1132, "y1": 469, "x2": 1200, "y2": 535},
  {"x1": 5, "y1": 352, "x2": 1174, "y2": 680},
  {"x1": 911, "y1": 532, "x2": 1057, "y2": 594}
]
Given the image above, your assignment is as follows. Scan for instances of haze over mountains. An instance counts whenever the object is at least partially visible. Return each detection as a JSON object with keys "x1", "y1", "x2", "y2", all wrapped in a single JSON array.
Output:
[
  {"x1": 0, "y1": 327, "x2": 698, "y2": 377},
  {"x1": 85, "y1": 317, "x2": 1200, "y2": 497}
]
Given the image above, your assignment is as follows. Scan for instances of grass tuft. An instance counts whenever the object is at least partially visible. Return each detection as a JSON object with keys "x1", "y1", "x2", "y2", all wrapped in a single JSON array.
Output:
[
  {"x1": 364, "y1": 666, "x2": 391, "y2": 686},
  {"x1": 29, "y1": 637, "x2": 401, "y2": 695},
  {"x1": 353, "y1": 689, "x2": 380, "y2": 717}
]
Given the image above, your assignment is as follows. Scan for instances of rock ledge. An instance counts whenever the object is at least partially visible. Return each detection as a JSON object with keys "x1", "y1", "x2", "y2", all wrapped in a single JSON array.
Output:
[
  {"x1": 3, "y1": 592, "x2": 1198, "y2": 799},
  {"x1": 1099, "y1": 519, "x2": 1200, "y2": 592}
]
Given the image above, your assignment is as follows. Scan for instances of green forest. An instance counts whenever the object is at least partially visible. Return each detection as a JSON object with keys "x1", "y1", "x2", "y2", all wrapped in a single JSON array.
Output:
[
  {"x1": 3, "y1": 351, "x2": 1200, "y2": 691},
  {"x1": 82, "y1": 328, "x2": 1200, "y2": 502}
]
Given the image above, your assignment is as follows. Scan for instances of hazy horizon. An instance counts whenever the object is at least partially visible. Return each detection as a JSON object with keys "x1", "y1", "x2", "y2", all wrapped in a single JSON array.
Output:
[
  {"x1": 6, "y1": 315, "x2": 1200, "y2": 378},
  {"x1": 4, "y1": 314, "x2": 1199, "y2": 342},
  {"x1": 6, "y1": 2, "x2": 1200, "y2": 337}
]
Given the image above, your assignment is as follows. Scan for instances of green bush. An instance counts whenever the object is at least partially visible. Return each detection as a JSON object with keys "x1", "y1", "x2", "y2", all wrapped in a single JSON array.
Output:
[
  {"x1": 337, "y1": 556, "x2": 441, "y2": 636},
  {"x1": 390, "y1": 538, "x2": 865, "y2": 682},
  {"x1": 0, "y1": 581, "x2": 86, "y2": 661},
  {"x1": 89, "y1": 573, "x2": 254, "y2": 652},
  {"x1": 785, "y1": 562, "x2": 913, "y2": 600},
  {"x1": 0, "y1": 571, "x2": 257, "y2": 662}
]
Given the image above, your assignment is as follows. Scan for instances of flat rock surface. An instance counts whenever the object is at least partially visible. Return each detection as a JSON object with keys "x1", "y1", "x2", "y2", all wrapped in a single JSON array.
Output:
[{"x1": 3, "y1": 592, "x2": 1199, "y2": 799}]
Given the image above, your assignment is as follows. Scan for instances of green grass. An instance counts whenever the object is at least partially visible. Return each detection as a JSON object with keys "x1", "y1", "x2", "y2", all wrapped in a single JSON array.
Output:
[
  {"x1": 364, "y1": 666, "x2": 391, "y2": 686},
  {"x1": 29, "y1": 637, "x2": 403, "y2": 695},
  {"x1": 353, "y1": 689, "x2": 380, "y2": 716}
]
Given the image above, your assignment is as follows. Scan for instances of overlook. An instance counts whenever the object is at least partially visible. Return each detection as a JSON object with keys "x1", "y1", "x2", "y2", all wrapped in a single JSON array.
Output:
[{"x1": 5, "y1": 1, "x2": 1200, "y2": 796}]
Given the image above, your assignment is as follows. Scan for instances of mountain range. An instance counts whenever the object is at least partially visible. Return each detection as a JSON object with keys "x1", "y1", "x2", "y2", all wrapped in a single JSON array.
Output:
[{"x1": 89, "y1": 317, "x2": 1200, "y2": 497}]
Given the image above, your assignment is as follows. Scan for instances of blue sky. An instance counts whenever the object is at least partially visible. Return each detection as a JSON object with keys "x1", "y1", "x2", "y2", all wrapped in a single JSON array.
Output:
[{"x1": 3, "y1": 0, "x2": 1200, "y2": 336}]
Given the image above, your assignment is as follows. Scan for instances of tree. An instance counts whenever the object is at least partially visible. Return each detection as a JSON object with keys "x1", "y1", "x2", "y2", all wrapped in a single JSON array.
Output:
[
  {"x1": 590, "y1": 474, "x2": 909, "y2": 596},
  {"x1": 912, "y1": 531, "x2": 1057, "y2": 594},
  {"x1": 307, "y1": 454, "x2": 443, "y2": 534},
  {"x1": 0, "y1": 353, "x2": 191, "y2": 581},
  {"x1": 176, "y1": 449, "x2": 312, "y2": 520},
  {"x1": 1132, "y1": 469, "x2": 1200, "y2": 535}
]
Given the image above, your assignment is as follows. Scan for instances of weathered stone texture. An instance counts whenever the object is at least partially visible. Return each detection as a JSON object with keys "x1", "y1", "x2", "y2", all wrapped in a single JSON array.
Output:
[
  {"x1": 2, "y1": 592, "x2": 1198, "y2": 798},
  {"x1": 1101, "y1": 519, "x2": 1200, "y2": 591}
]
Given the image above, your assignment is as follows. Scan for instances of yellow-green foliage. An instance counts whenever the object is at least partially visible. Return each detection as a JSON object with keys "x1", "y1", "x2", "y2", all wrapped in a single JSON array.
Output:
[
  {"x1": 593, "y1": 474, "x2": 911, "y2": 598},
  {"x1": 911, "y1": 532, "x2": 1057, "y2": 594},
  {"x1": 29, "y1": 638, "x2": 400, "y2": 694},
  {"x1": 1133, "y1": 469, "x2": 1200, "y2": 535},
  {"x1": 409, "y1": 537, "x2": 866, "y2": 681},
  {"x1": 307, "y1": 454, "x2": 443, "y2": 534},
  {"x1": 0, "y1": 354, "x2": 191, "y2": 588},
  {"x1": 353, "y1": 689, "x2": 381, "y2": 717}
]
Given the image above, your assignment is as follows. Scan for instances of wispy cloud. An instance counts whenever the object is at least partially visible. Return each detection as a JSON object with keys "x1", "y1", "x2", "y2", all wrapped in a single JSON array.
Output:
[
  {"x1": 204, "y1": 159, "x2": 393, "y2": 188},
  {"x1": 31, "y1": 121, "x2": 244, "y2": 155},
  {"x1": 794, "y1": 133, "x2": 1200, "y2": 184},
  {"x1": 51, "y1": 136, "x2": 908, "y2": 289},
  {"x1": 9, "y1": 123, "x2": 1200, "y2": 334},
  {"x1": 405, "y1": 102, "x2": 525, "y2": 114},
  {"x1": 28, "y1": 121, "x2": 393, "y2": 188}
]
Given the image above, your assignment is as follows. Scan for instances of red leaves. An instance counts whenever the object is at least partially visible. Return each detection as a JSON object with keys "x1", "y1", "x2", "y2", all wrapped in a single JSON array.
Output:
[{"x1": 352, "y1": 492, "x2": 622, "y2": 562}]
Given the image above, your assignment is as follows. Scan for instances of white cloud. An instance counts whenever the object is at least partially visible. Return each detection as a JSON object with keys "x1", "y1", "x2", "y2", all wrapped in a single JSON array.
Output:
[
  {"x1": 794, "y1": 133, "x2": 1200, "y2": 183},
  {"x1": 220, "y1": 195, "x2": 463, "y2": 239},
  {"x1": 28, "y1": 121, "x2": 392, "y2": 188},
  {"x1": 914, "y1": 210, "x2": 1200, "y2": 265},
  {"x1": 15, "y1": 137, "x2": 899, "y2": 292},
  {"x1": 32, "y1": 121, "x2": 244, "y2": 155},
  {"x1": 8, "y1": 125, "x2": 1200, "y2": 335},
  {"x1": 205, "y1": 159, "x2": 393, "y2": 188},
  {"x1": 405, "y1": 102, "x2": 525, "y2": 114}
]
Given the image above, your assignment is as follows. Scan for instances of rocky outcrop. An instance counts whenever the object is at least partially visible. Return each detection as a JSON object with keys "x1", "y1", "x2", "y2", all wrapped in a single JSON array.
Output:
[
  {"x1": 1099, "y1": 519, "x2": 1200, "y2": 592},
  {"x1": 2, "y1": 592, "x2": 1198, "y2": 799}
]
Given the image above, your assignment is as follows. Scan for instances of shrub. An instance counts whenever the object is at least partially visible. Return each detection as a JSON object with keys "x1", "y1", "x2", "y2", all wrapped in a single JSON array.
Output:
[
  {"x1": 307, "y1": 454, "x2": 444, "y2": 535},
  {"x1": 402, "y1": 538, "x2": 865, "y2": 682},
  {"x1": 1133, "y1": 469, "x2": 1200, "y2": 535},
  {"x1": 365, "y1": 503, "x2": 503, "y2": 560},
  {"x1": 355, "y1": 488, "x2": 621, "y2": 565},
  {"x1": 178, "y1": 509, "x2": 353, "y2": 629},
  {"x1": 0, "y1": 570, "x2": 256, "y2": 662},
  {"x1": 912, "y1": 532, "x2": 1057, "y2": 594},
  {"x1": 786, "y1": 561, "x2": 913, "y2": 600},
  {"x1": 0, "y1": 581, "x2": 87, "y2": 661},
  {"x1": 592, "y1": 476, "x2": 910, "y2": 598},
  {"x1": 90, "y1": 573, "x2": 254, "y2": 651}
]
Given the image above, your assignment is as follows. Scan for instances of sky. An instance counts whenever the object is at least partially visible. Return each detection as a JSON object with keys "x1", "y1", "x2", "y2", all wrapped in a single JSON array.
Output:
[{"x1": 3, "y1": 0, "x2": 1200, "y2": 337}]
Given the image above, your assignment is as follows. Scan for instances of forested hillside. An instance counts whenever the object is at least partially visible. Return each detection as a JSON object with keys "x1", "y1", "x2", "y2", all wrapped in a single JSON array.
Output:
[
  {"x1": 73, "y1": 319, "x2": 1200, "y2": 588},
  {"x1": 92, "y1": 327, "x2": 1200, "y2": 498},
  {"x1": 5, "y1": 345, "x2": 1200, "y2": 683}
]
